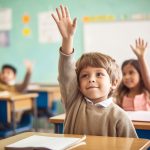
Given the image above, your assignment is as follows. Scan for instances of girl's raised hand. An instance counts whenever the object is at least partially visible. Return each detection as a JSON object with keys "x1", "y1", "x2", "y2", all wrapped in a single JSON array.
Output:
[
  {"x1": 51, "y1": 5, "x2": 77, "y2": 39},
  {"x1": 130, "y1": 38, "x2": 148, "y2": 58}
]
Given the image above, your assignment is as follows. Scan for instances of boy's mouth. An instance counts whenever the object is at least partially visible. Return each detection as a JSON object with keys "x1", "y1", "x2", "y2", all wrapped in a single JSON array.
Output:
[{"x1": 87, "y1": 86, "x2": 99, "y2": 89}]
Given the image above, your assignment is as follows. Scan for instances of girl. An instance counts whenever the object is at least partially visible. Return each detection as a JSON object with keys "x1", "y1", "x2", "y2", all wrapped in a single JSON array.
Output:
[{"x1": 116, "y1": 38, "x2": 150, "y2": 111}]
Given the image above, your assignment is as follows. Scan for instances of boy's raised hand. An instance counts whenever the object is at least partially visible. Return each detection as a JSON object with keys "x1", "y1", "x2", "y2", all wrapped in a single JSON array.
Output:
[
  {"x1": 130, "y1": 38, "x2": 148, "y2": 58},
  {"x1": 24, "y1": 60, "x2": 33, "y2": 74},
  {"x1": 51, "y1": 5, "x2": 77, "y2": 39}
]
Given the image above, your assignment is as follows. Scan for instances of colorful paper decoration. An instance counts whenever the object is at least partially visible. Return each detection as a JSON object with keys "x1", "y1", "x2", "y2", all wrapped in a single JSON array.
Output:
[
  {"x1": 22, "y1": 28, "x2": 31, "y2": 36},
  {"x1": 22, "y1": 14, "x2": 30, "y2": 24}
]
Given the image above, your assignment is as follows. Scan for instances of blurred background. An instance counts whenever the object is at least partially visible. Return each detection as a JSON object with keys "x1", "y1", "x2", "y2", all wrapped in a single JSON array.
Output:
[{"x1": 0, "y1": 0, "x2": 150, "y2": 84}]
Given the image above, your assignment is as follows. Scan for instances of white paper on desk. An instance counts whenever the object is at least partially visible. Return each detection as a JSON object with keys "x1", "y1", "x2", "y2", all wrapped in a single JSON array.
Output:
[
  {"x1": 0, "y1": 91, "x2": 10, "y2": 97},
  {"x1": 5, "y1": 135, "x2": 86, "y2": 150},
  {"x1": 27, "y1": 84, "x2": 40, "y2": 90},
  {"x1": 126, "y1": 111, "x2": 150, "y2": 122}
]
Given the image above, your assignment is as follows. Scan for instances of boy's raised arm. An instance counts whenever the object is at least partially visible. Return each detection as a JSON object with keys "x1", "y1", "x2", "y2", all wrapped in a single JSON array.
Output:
[
  {"x1": 130, "y1": 38, "x2": 150, "y2": 91},
  {"x1": 51, "y1": 5, "x2": 77, "y2": 55},
  {"x1": 16, "y1": 60, "x2": 33, "y2": 92}
]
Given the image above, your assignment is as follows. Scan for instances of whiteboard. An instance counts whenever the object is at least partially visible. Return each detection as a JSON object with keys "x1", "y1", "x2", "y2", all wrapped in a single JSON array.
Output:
[{"x1": 83, "y1": 21, "x2": 150, "y2": 66}]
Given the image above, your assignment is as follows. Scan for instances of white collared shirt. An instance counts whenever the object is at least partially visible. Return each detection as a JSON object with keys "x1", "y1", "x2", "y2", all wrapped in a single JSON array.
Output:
[
  {"x1": 85, "y1": 97, "x2": 113, "y2": 108},
  {"x1": 7, "y1": 80, "x2": 16, "y2": 85}
]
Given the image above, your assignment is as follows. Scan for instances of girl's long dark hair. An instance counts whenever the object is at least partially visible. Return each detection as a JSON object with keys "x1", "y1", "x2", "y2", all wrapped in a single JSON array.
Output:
[{"x1": 115, "y1": 59, "x2": 149, "y2": 106}]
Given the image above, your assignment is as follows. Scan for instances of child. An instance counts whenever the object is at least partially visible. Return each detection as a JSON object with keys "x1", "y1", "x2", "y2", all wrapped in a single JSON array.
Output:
[
  {"x1": 0, "y1": 61, "x2": 32, "y2": 93},
  {"x1": 115, "y1": 38, "x2": 150, "y2": 111},
  {"x1": 0, "y1": 62, "x2": 33, "y2": 130},
  {"x1": 51, "y1": 5, "x2": 137, "y2": 137}
]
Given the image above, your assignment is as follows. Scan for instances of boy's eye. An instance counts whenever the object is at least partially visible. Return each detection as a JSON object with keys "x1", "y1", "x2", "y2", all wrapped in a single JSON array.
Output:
[
  {"x1": 96, "y1": 72, "x2": 104, "y2": 77},
  {"x1": 80, "y1": 74, "x2": 88, "y2": 78}
]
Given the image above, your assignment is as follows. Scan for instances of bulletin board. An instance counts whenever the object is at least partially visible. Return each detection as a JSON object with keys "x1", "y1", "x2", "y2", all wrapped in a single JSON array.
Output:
[{"x1": 83, "y1": 20, "x2": 150, "y2": 66}]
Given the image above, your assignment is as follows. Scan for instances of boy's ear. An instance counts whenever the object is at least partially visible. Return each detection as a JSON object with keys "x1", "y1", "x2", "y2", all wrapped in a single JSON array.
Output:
[{"x1": 111, "y1": 79, "x2": 119, "y2": 90}]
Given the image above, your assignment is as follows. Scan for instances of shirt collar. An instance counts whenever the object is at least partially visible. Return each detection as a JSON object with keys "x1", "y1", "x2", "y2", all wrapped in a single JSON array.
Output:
[
  {"x1": 85, "y1": 97, "x2": 113, "y2": 108},
  {"x1": 7, "y1": 80, "x2": 16, "y2": 85}
]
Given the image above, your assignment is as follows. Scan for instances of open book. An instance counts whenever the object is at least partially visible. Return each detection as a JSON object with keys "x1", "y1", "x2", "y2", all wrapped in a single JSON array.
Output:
[{"x1": 5, "y1": 135, "x2": 86, "y2": 150}]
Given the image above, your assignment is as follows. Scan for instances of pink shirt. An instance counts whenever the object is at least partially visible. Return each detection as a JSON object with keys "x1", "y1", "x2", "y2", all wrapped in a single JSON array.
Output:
[{"x1": 122, "y1": 93, "x2": 150, "y2": 111}]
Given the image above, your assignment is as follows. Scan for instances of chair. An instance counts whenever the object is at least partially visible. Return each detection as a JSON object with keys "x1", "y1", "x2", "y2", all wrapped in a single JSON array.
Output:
[
  {"x1": 28, "y1": 85, "x2": 59, "y2": 117},
  {"x1": 35, "y1": 91, "x2": 58, "y2": 130},
  {"x1": 136, "y1": 129, "x2": 150, "y2": 139},
  {"x1": 27, "y1": 85, "x2": 61, "y2": 130},
  {"x1": 0, "y1": 93, "x2": 38, "y2": 138},
  {"x1": 37, "y1": 91, "x2": 58, "y2": 117},
  {"x1": 0, "y1": 110, "x2": 32, "y2": 138}
]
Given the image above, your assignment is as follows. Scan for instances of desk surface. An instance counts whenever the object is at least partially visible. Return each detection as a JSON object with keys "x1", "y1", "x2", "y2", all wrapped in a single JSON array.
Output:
[
  {"x1": 133, "y1": 121, "x2": 150, "y2": 130},
  {"x1": 0, "y1": 132, "x2": 150, "y2": 150},
  {"x1": 0, "y1": 93, "x2": 38, "y2": 100},
  {"x1": 49, "y1": 113, "x2": 65, "y2": 123},
  {"x1": 27, "y1": 85, "x2": 61, "y2": 105},
  {"x1": 49, "y1": 113, "x2": 150, "y2": 130},
  {"x1": 0, "y1": 93, "x2": 38, "y2": 127},
  {"x1": 27, "y1": 84, "x2": 60, "y2": 92}
]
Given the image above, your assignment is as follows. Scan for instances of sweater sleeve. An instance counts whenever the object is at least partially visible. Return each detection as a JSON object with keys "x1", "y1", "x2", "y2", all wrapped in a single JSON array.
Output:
[
  {"x1": 58, "y1": 49, "x2": 79, "y2": 111},
  {"x1": 116, "y1": 112, "x2": 138, "y2": 138},
  {"x1": 15, "y1": 71, "x2": 31, "y2": 93}
]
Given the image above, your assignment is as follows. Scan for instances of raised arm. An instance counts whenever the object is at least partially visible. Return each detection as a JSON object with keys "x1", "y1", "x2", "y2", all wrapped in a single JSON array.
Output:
[
  {"x1": 130, "y1": 38, "x2": 150, "y2": 91},
  {"x1": 16, "y1": 60, "x2": 33, "y2": 92},
  {"x1": 51, "y1": 5, "x2": 77, "y2": 54},
  {"x1": 51, "y1": 5, "x2": 78, "y2": 109}
]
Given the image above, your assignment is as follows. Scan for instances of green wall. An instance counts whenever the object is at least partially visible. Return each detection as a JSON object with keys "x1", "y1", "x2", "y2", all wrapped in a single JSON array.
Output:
[{"x1": 0, "y1": 0, "x2": 150, "y2": 84}]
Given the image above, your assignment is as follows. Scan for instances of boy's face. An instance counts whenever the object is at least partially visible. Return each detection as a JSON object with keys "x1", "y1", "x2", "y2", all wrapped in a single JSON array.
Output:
[
  {"x1": 1, "y1": 68, "x2": 16, "y2": 85},
  {"x1": 79, "y1": 66, "x2": 113, "y2": 103}
]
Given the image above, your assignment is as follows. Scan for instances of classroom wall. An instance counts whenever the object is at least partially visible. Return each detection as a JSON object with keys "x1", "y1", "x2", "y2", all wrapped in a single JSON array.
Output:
[{"x1": 0, "y1": 0, "x2": 150, "y2": 84}]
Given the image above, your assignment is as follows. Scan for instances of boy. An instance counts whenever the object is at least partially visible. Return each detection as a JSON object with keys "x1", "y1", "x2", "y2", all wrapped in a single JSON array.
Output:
[
  {"x1": 0, "y1": 62, "x2": 33, "y2": 130},
  {"x1": 52, "y1": 5, "x2": 137, "y2": 137},
  {"x1": 0, "y1": 61, "x2": 32, "y2": 93}
]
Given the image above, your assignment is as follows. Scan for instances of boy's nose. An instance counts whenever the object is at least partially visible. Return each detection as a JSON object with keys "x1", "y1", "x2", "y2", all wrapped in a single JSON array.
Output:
[
  {"x1": 89, "y1": 76, "x2": 96, "y2": 83},
  {"x1": 89, "y1": 80, "x2": 95, "y2": 83}
]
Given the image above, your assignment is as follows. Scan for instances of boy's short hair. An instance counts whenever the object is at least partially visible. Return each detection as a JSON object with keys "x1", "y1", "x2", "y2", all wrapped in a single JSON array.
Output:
[
  {"x1": 2, "y1": 64, "x2": 17, "y2": 74},
  {"x1": 75, "y1": 52, "x2": 122, "y2": 97}
]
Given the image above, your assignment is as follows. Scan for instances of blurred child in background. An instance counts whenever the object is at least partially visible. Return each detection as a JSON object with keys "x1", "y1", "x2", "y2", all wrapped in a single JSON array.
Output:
[
  {"x1": 0, "y1": 60, "x2": 32, "y2": 93},
  {"x1": 115, "y1": 38, "x2": 150, "y2": 111},
  {"x1": 0, "y1": 61, "x2": 33, "y2": 130}
]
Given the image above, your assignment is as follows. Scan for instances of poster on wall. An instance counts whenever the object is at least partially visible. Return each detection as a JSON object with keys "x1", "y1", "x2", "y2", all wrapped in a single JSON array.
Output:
[
  {"x1": 38, "y1": 11, "x2": 60, "y2": 43},
  {"x1": 0, "y1": 31, "x2": 9, "y2": 47},
  {"x1": 0, "y1": 8, "x2": 12, "y2": 30},
  {"x1": 83, "y1": 21, "x2": 150, "y2": 66}
]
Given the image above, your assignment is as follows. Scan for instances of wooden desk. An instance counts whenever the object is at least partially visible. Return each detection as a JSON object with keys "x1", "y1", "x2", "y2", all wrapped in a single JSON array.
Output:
[
  {"x1": 0, "y1": 93, "x2": 38, "y2": 132},
  {"x1": 0, "y1": 132, "x2": 150, "y2": 150},
  {"x1": 49, "y1": 113, "x2": 65, "y2": 133},
  {"x1": 49, "y1": 113, "x2": 65, "y2": 124},
  {"x1": 133, "y1": 121, "x2": 150, "y2": 130},
  {"x1": 49, "y1": 113, "x2": 150, "y2": 138},
  {"x1": 28, "y1": 84, "x2": 61, "y2": 107}
]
